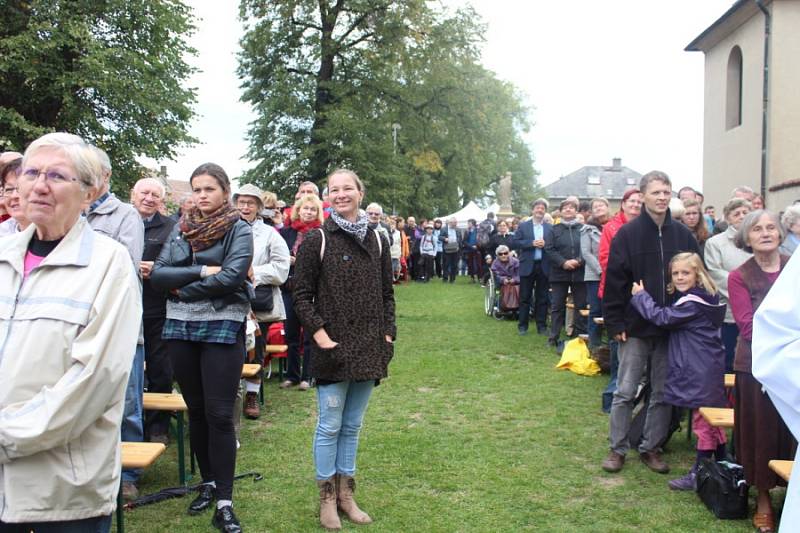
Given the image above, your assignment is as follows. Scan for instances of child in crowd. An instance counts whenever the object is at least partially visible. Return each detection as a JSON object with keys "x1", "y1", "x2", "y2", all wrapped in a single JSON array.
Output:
[
  {"x1": 630, "y1": 252, "x2": 728, "y2": 490},
  {"x1": 418, "y1": 223, "x2": 437, "y2": 282}
]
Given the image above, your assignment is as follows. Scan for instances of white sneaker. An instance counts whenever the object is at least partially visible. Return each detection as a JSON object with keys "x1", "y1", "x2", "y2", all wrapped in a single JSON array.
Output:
[{"x1": 298, "y1": 380, "x2": 310, "y2": 391}]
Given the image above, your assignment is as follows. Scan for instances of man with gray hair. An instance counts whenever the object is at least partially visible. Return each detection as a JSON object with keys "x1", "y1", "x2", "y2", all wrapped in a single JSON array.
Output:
[
  {"x1": 512, "y1": 198, "x2": 552, "y2": 335},
  {"x1": 366, "y1": 202, "x2": 392, "y2": 245},
  {"x1": 86, "y1": 146, "x2": 146, "y2": 500},
  {"x1": 132, "y1": 177, "x2": 176, "y2": 445}
]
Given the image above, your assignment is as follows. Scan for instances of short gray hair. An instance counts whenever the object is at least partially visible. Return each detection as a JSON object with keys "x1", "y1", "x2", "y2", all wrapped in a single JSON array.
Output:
[
  {"x1": 734, "y1": 209, "x2": 785, "y2": 253},
  {"x1": 133, "y1": 177, "x2": 166, "y2": 198},
  {"x1": 639, "y1": 170, "x2": 672, "y2": 193},
  {"x1": 22, "y1": 132, "x2": 103, "y2": 189},
  {"x1": 366, "y1": 202, "x2": 383, "y2": 215},
  {"x1": 781, "y1": 204, "x2": 800, "y2": 230},
  {"x1": 531, "y1": 198, "x2": 549, "y2": 210},
  {"x1": 723, "y1": 197, "x2": 752, "y2": 219},
  {"x1": 495, "y1": 244, "x2": 510, "y2": 255}
]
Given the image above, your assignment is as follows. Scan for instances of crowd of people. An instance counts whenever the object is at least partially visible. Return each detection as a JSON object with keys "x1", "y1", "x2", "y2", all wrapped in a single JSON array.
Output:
[
  {"x1": 2, "y1": 135, "x2": 799, "y2": 532},
  {"x1": 0, "y1": 136, "x2": 395, "y2": 533}
]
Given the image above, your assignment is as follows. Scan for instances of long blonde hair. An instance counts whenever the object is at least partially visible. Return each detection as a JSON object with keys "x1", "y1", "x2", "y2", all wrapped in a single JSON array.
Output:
[{"x1": 667, "y1": 252, "x2": 717, "y2": 295}]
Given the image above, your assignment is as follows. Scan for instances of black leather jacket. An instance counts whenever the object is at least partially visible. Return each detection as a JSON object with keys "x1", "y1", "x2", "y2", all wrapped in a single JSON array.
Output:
[{"x1": 150, "y1": 219, "x2": 254, "y2": 311}]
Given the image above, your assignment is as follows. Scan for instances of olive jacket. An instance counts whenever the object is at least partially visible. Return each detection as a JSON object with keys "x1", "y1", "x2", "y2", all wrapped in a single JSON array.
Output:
[{"x1": 292, "y1": 217, "x2": 396, "y2": 382}]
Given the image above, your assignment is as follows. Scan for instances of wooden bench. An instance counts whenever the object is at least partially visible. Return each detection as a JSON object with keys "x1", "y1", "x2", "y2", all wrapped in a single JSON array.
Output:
[
  {"x1": 143, "y1": 392, "x2": 189, "y2": 485},
  {"x1": 241, "y1": 364, "x2": 261, "y2": 378},
  {"x1": 117, "y1": 442, "x2": 166, "y2": 533},
  {"x1": 768, "y1": 459, "x2": 793, "y2": 482},
  {"x1": 593, "y1": 317, "x2": 604, "y2": 325},
  {"x1": 698, "y1": 407, "x2": 734, "y2": 428},
  {"x1": 724, "y1": 373, "x2": 735, "y2": 388}
]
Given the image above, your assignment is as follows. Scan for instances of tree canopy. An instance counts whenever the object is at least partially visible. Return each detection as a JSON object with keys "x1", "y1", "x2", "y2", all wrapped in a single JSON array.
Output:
[
  {"x1": 238, "y1": 0, "x2": 539, "y2": 216},
  {"x1": 0, "y1": 0, "x2": 197, "y2": 194}
]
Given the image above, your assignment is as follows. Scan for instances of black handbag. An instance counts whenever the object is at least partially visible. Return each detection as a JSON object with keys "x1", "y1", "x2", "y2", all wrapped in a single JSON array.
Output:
[
  {"x1": 250, "y1": 284, "x2": 274, "y2": 312},
  {"x1": 695, "y1": 459, "x2": 748, "y2": 519}
]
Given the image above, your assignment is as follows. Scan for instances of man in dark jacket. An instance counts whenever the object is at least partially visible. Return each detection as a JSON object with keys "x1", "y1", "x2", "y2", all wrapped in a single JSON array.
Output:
[
  {"x1": 545, "y1": 199, "x2": 586, "y2": 345},
  {"x1": 601, "y1": 171, "x2": 699, "y2": 475},
  {"x1": 513, "y1": 199, "x2": 552, "y2": 335},
  {"x1": 132, "y1": 178, "x2": 177, "y2": 444}
]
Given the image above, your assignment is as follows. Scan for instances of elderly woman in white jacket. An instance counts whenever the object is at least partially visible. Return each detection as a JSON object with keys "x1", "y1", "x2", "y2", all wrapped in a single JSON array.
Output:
[
  {"x1": 0, "y1": 133, "x2": 141, "y2": 531},
  {"x1": 234, "y1": 184, "x2": 290, "y2": 419}
]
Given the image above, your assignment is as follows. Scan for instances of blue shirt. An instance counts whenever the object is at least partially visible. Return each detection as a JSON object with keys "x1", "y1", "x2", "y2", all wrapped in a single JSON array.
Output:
[{"x1": 533, "y1": 222, "x2": 543, "y2": 260}]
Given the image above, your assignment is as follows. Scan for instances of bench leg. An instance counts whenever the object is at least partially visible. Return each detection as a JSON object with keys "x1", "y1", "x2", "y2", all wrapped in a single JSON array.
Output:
[
  {"x1": 177, "y1": 411, "x2": 187, "y2": 485},
  {"x1": 116, "y1": 480, "x2": 125, "y2": 533}
]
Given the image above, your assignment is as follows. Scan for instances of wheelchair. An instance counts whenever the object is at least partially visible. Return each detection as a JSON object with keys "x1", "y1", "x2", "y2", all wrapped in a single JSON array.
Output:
[{"x1": 484, "y1": 272, "x2": 519, "y2": 320}]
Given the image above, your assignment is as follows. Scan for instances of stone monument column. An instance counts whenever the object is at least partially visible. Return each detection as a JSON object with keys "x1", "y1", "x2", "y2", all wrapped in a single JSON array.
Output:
[{"x1": 497, "y1": 171, "x2": 515, "y2": 218}]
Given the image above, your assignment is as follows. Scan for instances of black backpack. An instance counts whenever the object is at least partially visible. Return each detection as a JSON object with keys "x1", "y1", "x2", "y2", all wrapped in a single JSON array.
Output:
[{"x1": 627, "y1": 382, "x2": 684, "y2": 451}]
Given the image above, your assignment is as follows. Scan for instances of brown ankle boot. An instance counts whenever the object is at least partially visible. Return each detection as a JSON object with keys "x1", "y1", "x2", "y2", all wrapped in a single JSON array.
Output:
[
  {"x1": 317, "y1": 478, "x2": 341, "y2": 530},
  {"x1": 336, "y1": 474, "x2": 372, "y2": 524},
  {"x1": 243, "y1": 391, "x2": 260, "y2": 419}
]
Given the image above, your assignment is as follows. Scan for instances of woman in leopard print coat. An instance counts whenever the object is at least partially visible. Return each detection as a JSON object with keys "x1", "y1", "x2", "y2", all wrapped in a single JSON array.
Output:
[{"x1": 292, "y1": 169, "x2": 396, "y2": 530}]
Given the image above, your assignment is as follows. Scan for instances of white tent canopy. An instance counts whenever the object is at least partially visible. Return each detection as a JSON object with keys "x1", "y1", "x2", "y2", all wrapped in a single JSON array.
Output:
[{"x1": 438, "y1": 201, "x2": 487, "y2": 229}]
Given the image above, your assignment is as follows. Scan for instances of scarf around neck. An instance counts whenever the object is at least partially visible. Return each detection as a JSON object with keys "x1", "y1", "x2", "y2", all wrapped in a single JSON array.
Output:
[
  {"x1": 331, "y1": 210, "x2": 368, "y2": 241},
  {"x1": 291, "y1": 217, "x2": 321, "y2": 234},
  {"x1": 180, "y1": 203, "x2": 241, "y2": 252}
]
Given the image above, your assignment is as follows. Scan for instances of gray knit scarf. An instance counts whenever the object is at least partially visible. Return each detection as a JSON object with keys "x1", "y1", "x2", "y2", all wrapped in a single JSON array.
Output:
[{"x1": 331, "y1": 210, "x2": 369, "y2": 241}]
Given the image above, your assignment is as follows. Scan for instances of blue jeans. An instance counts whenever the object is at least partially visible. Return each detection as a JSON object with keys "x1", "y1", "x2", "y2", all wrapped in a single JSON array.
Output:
[
  {"x1": 314, "y1": 381, "x2": 374, "y2": 480},
  {"x1": 0, "y1": 514, "x2": 111, "y2": 533},
  {"x1": 585, "y1": 281, "x2": 602, "y2": 348},
  {"x1": 602, "y1": 340, "x2": 619, "y2": 413},
  {"x1": 121, "y1": 344, "x2": 145, "y2": 483}
]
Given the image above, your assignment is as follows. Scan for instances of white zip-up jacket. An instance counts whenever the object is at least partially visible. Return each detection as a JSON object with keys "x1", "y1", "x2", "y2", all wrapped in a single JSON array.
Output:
[
  {"x1": 0, "y1": 218, "x2": 141, "y2": 523},
  {"x1": 251, "y1": 218, "x2": 290, "y2": 322}
]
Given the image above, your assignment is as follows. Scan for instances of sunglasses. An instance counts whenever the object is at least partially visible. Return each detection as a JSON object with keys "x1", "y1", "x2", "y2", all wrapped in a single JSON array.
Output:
[{"x1": 497, "y1": 252, "x2": 509, "y2": 256}]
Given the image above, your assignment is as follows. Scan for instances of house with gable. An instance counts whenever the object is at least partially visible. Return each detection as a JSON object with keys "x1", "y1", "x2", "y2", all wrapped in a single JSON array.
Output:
[{"x1": 543, "y1": 158, "x2": 642, "y2": 212}]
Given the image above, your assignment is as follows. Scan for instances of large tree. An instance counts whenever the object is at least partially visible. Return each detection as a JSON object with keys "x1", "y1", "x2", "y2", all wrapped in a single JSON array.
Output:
[
  {"x1": 238, "y1": 0, "x2": 537, "y2": 216},
  {"x1": 0, "y1": 0, "x2": 197, "y2": 194}
]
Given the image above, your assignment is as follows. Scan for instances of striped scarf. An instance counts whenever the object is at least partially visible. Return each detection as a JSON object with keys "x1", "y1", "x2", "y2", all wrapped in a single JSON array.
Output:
[{"x1": 180, "y1": 203, "x2": 241, "y2": 252}]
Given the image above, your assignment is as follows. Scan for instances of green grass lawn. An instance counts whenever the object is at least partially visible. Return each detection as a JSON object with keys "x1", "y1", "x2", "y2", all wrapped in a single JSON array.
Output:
[{"x1": 123, "y1": 278, "x2": 769, "y2": 532}]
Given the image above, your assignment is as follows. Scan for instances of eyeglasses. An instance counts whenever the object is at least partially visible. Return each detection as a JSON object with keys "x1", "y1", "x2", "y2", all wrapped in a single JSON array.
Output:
[
  {"x1": 20, "y1": 168, "x2": 79, "y2": 185},
  {"x1": 497, "y1": 252, "x2": 509, "y2": 256},
  {"x1": 366, "y1": 211, "x2": 381, "y2": 216},
  {"x1": 1, "y1": 186, "x2": 18, "y2": 196}
]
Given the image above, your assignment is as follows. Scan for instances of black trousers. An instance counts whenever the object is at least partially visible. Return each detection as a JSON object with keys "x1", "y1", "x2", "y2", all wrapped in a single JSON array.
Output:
[
  {"x1": 518, "y1": 261, "x2": 549, "y2": 329},
  {"x1": 549, "y1": 280, "x2": 587, "y2": 341},
  {"x1": 420, "y1": 254, "x2": 435, "y2": 281},
  {"x1": 282, "y1": 290, "x2": 311, "y2": 383},
  {"x1": 435, "y1": 251, "x2": 443, "y2": 278},
  {"x1": 443, "y1": 251, "x2": 459, "y2": 282},
  {"x1": 143, "y1": 316, "x2": 173, "y2": 437},
  {"x1": 169, "y1": 326, "x2": 245, "y2": 500}
]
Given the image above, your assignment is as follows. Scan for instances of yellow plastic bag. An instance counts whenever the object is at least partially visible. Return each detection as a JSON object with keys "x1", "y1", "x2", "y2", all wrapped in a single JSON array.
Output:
[{"x1": 555, "y1": 337, "x2": 601, "y2": 376}]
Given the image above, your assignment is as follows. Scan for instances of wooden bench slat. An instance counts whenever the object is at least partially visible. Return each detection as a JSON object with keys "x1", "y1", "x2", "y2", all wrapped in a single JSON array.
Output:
[
  {"x1": 121, "y1": 442, "x2": 166, "y2": 469},
  {"x1": 768, "y1": 460, "x2": 793, "y2": 483},
  {"x1": 241, "y1": 364, "x2": 261, "y2": 378},
  {"x1": 143, "y1": 392, "x2": 187, "y2": 411},
  {"x1": 698, "y1": 407, "x2": 734, "y2": 428},
  {"x1": 265, "y1": 344, "x2": 288, "y2": 353},
  {"x1": 724, "y1": 373, "x2": 735, "y2": 388}
]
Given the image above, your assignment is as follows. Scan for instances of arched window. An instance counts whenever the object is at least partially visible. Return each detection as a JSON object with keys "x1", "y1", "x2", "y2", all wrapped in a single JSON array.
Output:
[{"x1": 726, "y1": 46, "x2": 743, "y2": 129}]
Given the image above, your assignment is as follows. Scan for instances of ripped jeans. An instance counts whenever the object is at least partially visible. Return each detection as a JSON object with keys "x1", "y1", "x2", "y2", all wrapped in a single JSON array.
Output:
[{"x1": 313, "y1": 380, "x2": 374, "y2": 480}]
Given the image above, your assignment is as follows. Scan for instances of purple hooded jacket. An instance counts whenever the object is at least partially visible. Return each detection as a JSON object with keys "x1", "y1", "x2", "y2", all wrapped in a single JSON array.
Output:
[
  {"x1": 630, "y1": 287, "x2": 727, "y2": 409},
  {"x1": 491, "y1": 256, "x2": 520, "y2": 285}
]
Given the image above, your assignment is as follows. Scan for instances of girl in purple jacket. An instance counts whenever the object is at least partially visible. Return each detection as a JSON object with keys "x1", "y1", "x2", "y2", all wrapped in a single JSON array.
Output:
[{"x1": 630, "y1": 252, "x2": 727, "y2": 491}]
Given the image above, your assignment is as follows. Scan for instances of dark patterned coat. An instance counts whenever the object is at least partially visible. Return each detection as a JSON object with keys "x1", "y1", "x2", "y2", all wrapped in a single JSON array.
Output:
[{"x1": 292, "y1": 217, "x2": 396, "y2": 382}]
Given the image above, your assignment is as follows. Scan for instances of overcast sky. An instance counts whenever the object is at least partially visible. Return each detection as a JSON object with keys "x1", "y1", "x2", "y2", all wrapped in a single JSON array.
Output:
[{"x1": 154, "y1": 0, "x2": 734, "y2": 194}]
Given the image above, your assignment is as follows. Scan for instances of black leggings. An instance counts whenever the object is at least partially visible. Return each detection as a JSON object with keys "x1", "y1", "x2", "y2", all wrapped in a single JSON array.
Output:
[{"x1": 169, "y1": 326, "x2": 245, "y2": 500}]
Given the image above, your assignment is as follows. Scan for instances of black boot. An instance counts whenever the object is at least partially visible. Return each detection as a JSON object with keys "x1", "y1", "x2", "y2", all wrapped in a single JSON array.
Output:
[
  {"x1": 212, "y1": 505, "x2": 242, "y2": 532},
  {"x1": 188, "y1": 483, "x2": 216, "y2": 515}
]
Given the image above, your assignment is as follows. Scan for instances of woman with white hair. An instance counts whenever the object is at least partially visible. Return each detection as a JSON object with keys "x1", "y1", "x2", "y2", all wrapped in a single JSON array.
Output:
[
  {"x1": 779, "y1": 204, "x2": 800, "y2": 255},
  {"x1": 0, "y1": 132, "x2": 142, "y2": 531}
]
